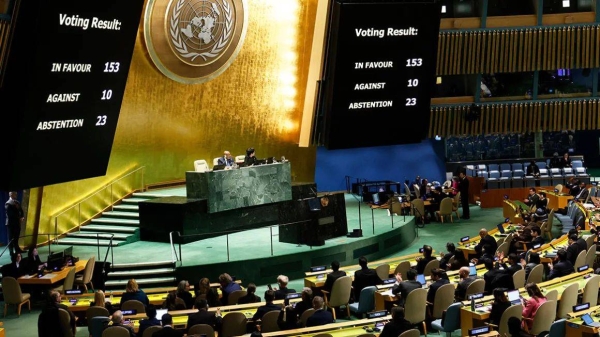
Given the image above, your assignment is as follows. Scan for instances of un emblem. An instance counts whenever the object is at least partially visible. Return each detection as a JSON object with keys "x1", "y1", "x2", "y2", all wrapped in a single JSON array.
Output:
[{"x1": 144, "y1": 0, "x2": 248, "y2": 84}]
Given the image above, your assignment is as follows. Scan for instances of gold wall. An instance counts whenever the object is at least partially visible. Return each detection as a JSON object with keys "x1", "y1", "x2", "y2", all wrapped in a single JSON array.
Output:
[{"x1": 27, "y1": 0, "x2": 319, "y2": 242}]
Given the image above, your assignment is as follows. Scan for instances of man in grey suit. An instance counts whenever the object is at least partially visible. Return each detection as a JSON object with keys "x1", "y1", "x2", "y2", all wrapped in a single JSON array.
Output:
[{"x1": 5, "y1": 191, "x2": 24, "y2": 256}]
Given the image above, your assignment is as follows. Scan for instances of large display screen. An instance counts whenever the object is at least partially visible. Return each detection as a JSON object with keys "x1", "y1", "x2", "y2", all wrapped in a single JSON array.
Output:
[
  {"x1": 0, "y1": 0, "x2": 144, "y2": 190},
  {"x1": 321, "y1": 0, "x2": 441, "y2": 149}
]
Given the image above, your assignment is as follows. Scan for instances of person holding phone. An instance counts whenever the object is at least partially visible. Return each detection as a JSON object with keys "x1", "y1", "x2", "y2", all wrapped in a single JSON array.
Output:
[
  {"x1": 522, "y1": 283, "x2": 547, "y2": 329},
  {"x1": 273, "y1": 275, "x2": 296, "y2": 300},
  {"x1": 278, "y1": 288, "x2": 313, "y2": 330},
  {"x1": 105, "y1": 310, "x2": 135, "y2": 337}
]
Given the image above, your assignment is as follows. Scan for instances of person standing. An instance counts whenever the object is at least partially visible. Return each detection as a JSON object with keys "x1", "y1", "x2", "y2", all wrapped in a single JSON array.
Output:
[
  {"x1": 5, "y1": 191, "x2": 24, "y2": 256},
  {"x1": 459, "y1": 171, "x2": 470, "y2": 220}
]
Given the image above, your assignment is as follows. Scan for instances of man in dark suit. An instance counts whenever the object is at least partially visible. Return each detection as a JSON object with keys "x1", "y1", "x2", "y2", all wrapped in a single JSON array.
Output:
[
  {"x1": 107, "y1": 310, "x2": 136, "y2": 337},
  {"x1": 426, "y1": 268, "x2": 449, "y2": 304},
  {"x1": 274, "y1": 275, "x2": 296, "y2": 300},
  {"x1": 523, "y1": 188, "x2": 540, "y2": 207},
  {"x1": 38, "y1": 291, "x2": 77, "y2": 336},
  {"x1": 244, "y1": 147, "x2": 258, "y2": 166},
  {"x1": 548, "y1": 249, "x2": 575, "y2": 280},
  {"x1": 527, "y1": 226, "x2": 545, "y2": 249},
  {"x1": 217, "y1": 151, "x2": 234, "y2": 167},
  {"x1": 278, "y1": 287, "x2": 313, "y2": 329},
  {"x1": 474, "y1": 229, "x2": 497, "y2": 257},
  {"x1": 352, "y1": 256, "x2": 382, "y2": 300},
  {"x1": 186, "y1": 299, "x2": 222, "y2": 334},
  {"x1": 138, "y1": 305, "x2": 161, "y2": 337},
  {"x1": 238, "y1": 283, "x2": 261, "y2": 304},
  {"x1": 252, "y1": 290, "x2": 280, "y2": 322},
  {"x1": 5, "y1": 191, "x2": 24, "y2": 256},
  {"x1": 152, "y1": 313, "x2": 184, "y2": 337},
  {"x1": 566, "y1": 234, "x2": 582, "y2": 265},
  {"x1": 574, "y1": 182, "x2": 589, "y2": 202},
  {"x1": 306, "y1": 296, "x2": 334, "y2": 327},
  {"x1": 392, "y1": 268, "x2": 421, "y2": 306},
  {"x1": 324, "y1": 261, "x2": 346, "y2": 293},
  {"x1": 415, "y1": 245, "x2": 436, "y2": 274},
  {"x1": 482, "y1": 259, "x2": 503, "y2": 294},
  {"x1": 455, "y1": 267, "x2": 476, "y2": 301},
  {"x1": 459, "y1": 171, "x2": 470, "y2": 219}
]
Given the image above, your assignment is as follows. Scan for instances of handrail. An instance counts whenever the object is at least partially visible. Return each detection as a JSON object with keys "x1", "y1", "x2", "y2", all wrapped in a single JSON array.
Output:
[
  {"x1": 101, "y1": 233, "x2": 114, "y2": 272},
  {"x1": 0, "y1": 233, "x2": 60, "y2": 261},
  {"x1": 53, "y1": 166, "x2": 145, "y2": 242}
]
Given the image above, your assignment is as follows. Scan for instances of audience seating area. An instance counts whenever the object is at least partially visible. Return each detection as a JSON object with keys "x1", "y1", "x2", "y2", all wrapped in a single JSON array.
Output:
[{"x1": 465, "y1": 159, "x2": 590, "y2": 188}]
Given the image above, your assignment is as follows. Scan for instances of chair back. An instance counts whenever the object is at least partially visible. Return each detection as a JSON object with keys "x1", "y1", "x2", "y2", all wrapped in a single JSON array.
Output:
[
  {"x1": 557, "y1": 283, "x2": 579, "y2": 318},
  {"x1": 512, "y1": 269, "x2": 525, "y2": 289},
  {"x1": 555, "y1": 184, "x2": 564, "y2": 193},
  {"x1": 221, "y1": 312, "x2": 248, "y2": 337},
  {"x1": 393, "y1": 261, "x2": 411, "y2": 280},
  {"x1": 328, "y1": 275, "x2": 352, "y2": 307},
  {"x1": 586, "y1": 245, "x2": 597, "y2": 268},
  {"x1": 439, "y1": 198, "x2": 453, "y2": 216},
  {"x1": 63, "y1": 267, "x2": 76, "y2": 291},
  {"x1": 375, "y1": 264, "x2": 390, "y2": 280},
  {"x1": 212, "y1": 157, "x2": 220, "y2": 166},
  {"x1": 399, "y1": 329, "x2": 421, "y2": 337},
  {"x1": 526, "y1": 264, "x2": 544, "y2": 284},
  {"x1": 440, "y1": 302, "x2": 462, "y2": 332},
  {"x1": 548, "y1": 318, "x2": 566, "y2": 337},
  {"x1": 90, "y1": 316, "x2": 110, "y2": 337},
  {"x1": 260, "y1": 310, "x2": 280, "y2": 333},
  {"x1": 545, "y1": 290, "x2": 558, "y2": 302},
  {"x1": 403, "y1": 183, "x2": 412, "y2": 199},
  {"x1": 423, "y1": 259, "x2": 439, "y2": 277},
  {"x1": 411, "y1": 199, "x2": 425, "y2": 219},
  {"x1": 81, "y1": 255, "x2": 96, "y2": 285},
  {"x1": 432, "y1": 283, "x2": 455, "y2": 319},
  {"x1": 227, "y1": 290, "x2": 247, "y2": 305},
  {"x1": 413, "y1": 185, "x2": 421, "y2": 199},
  {"x1": 586, "y1": 235, "x2": 597, "y2": 250},
  {"x1": 121, "y1": 299, "x2": 146, "y2": 313},
  {"x1": 498, "y1": 304, "x2": 523, "y2": 336},
  {"x1": 496, "y1": 237, "x2": 505, "y2": 246},
  {"x1": 194, "y1": 160, "x2": 209, "y2": 172},
  {"x1": 404, "y1": 288, "x2": 427, "y2": 324},
  {"x1": 583, "y1": 275, "x2": 600, "y2": 306},
  {"x1": 495, "y1": 242, "x2": 510, "y2": 256},
  {"x1": 574, "y1": 250, "x2": 587, "y2": 269},
  {"x1": 142, "y1": 326, "x2": 162, "y2": 337},
  {"x1": 58, "y1": 308, "x2": 74, "y2": 337},
  {"x1": 355, "y1": 286, "x2": 377, "y2": 314},
  {"x1": 2, "y1": 277, "x2": 22, "y2": 304},
  {"x1": 299, "y1": 308, "x2": 315, "y2": 327},
  {"x1": 86, "y1": 306, "x2": 110, "y2": 333},
  {"x1": 465, "y1": 279, "x2": 485, "y2": 298},
  {"x1": 188, "y1": 324, "x2": 215, "y2": 337},
  {"x1": 530, "y1": 300, "x2": 557, "y2": 335},
  {"x1": 102, "y1": 326, "x2": 130, "y2": 337}
]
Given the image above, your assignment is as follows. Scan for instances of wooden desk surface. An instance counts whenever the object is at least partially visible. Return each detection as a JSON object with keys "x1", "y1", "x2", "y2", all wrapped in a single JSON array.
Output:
[
  {"x1": 457, "y1": 223, "x2": 514, "y2": 257},
  {"x1": 18, "y1": 260, "x2": 86, "y2": 285},
  {"x1": 260, "y1": 316, "x2": 392, "y2": 337}
]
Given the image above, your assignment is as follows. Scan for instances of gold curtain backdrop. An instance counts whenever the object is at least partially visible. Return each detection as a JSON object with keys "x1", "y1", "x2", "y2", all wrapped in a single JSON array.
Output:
[
  {"x1": 27, "y1": 0, "x2": 319, "y2": 243},
  {"x1": 436, "y1": 25, "x2": 600, "y2": 75}
]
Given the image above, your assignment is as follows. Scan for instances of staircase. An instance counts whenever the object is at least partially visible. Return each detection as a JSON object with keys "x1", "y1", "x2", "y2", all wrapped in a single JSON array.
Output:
[
  {"x1": 58, "y1": 192, "x2": 172, "y2": 247},
  {"x1": 105, "y1": 260, "x2": 177, "y2": 291}
]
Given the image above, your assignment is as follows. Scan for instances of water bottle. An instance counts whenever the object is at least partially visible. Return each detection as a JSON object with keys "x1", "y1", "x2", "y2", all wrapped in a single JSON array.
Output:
[
  {"x1": 471, "y1": 296, "x2": 475, "y2": 311},
  {"x1": 109, "y1": 291, "x2": 113, "y2": 303}
]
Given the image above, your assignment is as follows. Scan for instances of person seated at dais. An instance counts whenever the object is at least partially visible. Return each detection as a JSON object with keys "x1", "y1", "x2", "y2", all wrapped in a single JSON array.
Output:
[{"x1": 217, "y1": 151, "x2": 234, "y2": 167}]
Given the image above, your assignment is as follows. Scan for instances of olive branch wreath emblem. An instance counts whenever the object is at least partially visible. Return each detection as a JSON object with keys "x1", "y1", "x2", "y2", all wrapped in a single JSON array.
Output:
[{"x1": 170, "y1": 0, "x2": 233, "y2": 62}]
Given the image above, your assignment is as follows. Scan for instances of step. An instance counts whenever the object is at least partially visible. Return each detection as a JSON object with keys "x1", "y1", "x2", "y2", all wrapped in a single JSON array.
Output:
[
  {"x1": 112, "y1": 260, "x2": 175, "y2": 270},
  {"x1": 108, "y1": 268, "x2": 175, "y2": 278},
  {"x1": 56, "y1": 238, "x2": 122, "y2": 247},
  {"x1": 113, "y1": 204, "x2": 139, "y2": 212},
  {"x1": 91, "y1": 218, "x2": 140, "y2": 225},
  {"x1": 133, "y1": 192, "x2": 173, "y2": 199},
  {"x1": 81, "y1": 225, "x2": 138, "y2": 234},
  {"x1": 66, "y1": 232, "x2": 131, "y2": 241},
  {"x1": 122, "y1": 198, "x2": 151, "y2": 204},
  {"x1": 105, "y1": 277, "x2": 177, "y2": 288},
  {"x1": 102, "y1": 211, "x2": 140, "y2": 218}
]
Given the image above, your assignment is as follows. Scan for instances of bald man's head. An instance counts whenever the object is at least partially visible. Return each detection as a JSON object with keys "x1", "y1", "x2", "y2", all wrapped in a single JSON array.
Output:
[
  {"x1": 479, "y1": 228, "x2": 488, "y2": 238},
  {"x1": 459, "y1": 266, "x2": 470, "y2": 279}
]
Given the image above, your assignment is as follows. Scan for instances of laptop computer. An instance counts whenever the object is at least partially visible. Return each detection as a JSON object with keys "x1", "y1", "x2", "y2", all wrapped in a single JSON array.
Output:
[
  {"x1": 469, "y1": 265, "x2": 477, "y2": 277},
  {"x1": 581, "y1": 313, "x2": 600, "y2": 327},
  {"x1": 156, "y1": 309, "x2": 168, "y2": 321},
  {"x1": 507, "y1": 290, "x2": 521, "y2": 305},
  {"x1": 417, "y1": 274, "x2": 426, "y2": 287},
  {"x1": 497, "y1": 224, "x2": 508, "y2": 236},
  {"x1": 212, "y1": 164, "x2": 226, "y2": 171}
]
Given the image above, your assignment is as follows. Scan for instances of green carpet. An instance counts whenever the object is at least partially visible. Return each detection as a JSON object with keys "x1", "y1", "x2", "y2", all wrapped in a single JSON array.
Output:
[{"x1": 2, "y1": 194, "x2": 562, "y2": 336}]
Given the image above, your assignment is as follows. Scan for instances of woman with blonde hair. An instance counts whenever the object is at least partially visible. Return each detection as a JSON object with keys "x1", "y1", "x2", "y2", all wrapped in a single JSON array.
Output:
[
  {"x1": 90, "y1": 290, "x2": 115, "y2": 314},
  {"x1": 119, "y1": 279, "x2": 149, "y2": 306}
]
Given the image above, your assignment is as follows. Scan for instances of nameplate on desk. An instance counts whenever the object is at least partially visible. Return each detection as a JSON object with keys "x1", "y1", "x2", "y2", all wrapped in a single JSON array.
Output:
[
  {"x1": 468, "y1": 326, "x2": 490, "y2": 336},
  {"x1": 574, "y1": 303, "x2": 590, "y2": 312},
  {"x1": 469, "y1": 293, "x2": 484, "y2": 300},
  {"x1": 121, "y1": 309, "x2": 137, "y2": 315},
  {"x1": 461, "y1": 236, "x2": 470, "y2": 242},
  {"x1": 382, "y1": 278, "x2": 396, "y2": 285},
  {"x1": 366, "y1": 310, "x2": 387, "y2": 319},
  {"x1": 578, "y1": 265, "x2": 589, "y2": 272},
  {"x1": 65, "y1": 289, "x2": 83, "y2": 295},
  {"x1": 533, "y1": 243, "x2": 541, "y2": 249},
  {"x1": 285, "y1": 293, "x2": 302, "y2": 299},
  {"x1": 318, "y1": 216, "x2": 335, "y2": 225},
  {"x1": 310, "y1": 266, "x2": 326, "y2": 272},
  {"x1": 316, "y1": 274, "x2": 325, "y2": 280}
]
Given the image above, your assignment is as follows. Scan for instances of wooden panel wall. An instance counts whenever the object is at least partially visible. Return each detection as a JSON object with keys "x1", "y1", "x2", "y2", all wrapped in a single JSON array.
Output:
[
  {"x1": 436, "y1": 25, "x2": 600, "y2": 75},
  {"x1": 428, "y1": 100, "x2": 600, "y2": 137}
]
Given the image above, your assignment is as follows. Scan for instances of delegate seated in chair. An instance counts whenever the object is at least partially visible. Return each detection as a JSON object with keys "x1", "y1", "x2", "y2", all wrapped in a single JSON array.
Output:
[
  {"x1": 306, "y1": 296, "x2": 334, "y2": 327},
  {"x1": 38, "y1": 291, "x2": 76, "y2": 337},
  {"x1": 379, "y1": 307, "x2": 413, "y2": 337}
]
